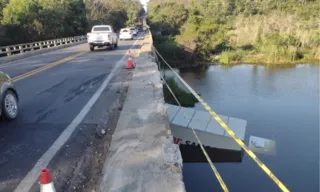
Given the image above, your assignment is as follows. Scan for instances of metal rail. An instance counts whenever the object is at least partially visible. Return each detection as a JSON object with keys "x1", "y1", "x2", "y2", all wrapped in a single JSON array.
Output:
[{"x1": 0, "y1": 35, "x2": 87, "y2": 57}]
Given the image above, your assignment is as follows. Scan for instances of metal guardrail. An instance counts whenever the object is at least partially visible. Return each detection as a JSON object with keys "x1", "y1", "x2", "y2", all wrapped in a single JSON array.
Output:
[{"x1": 0, "y1": 35, "x2": 87, "y2": 57}]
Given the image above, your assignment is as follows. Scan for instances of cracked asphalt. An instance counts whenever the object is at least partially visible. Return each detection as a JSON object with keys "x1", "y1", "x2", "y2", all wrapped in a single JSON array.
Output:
[{"x1": 0, "y1": 37, "x2": 142, "y2": 192}]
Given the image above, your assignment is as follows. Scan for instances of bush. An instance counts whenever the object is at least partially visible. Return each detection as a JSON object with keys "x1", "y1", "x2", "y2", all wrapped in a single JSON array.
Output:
[
  {"x1": 219, "y1": 50, "x2": 244, "y2": 64},
  {"x1": 148, "y1": 0, "x2": 319, "y2": 65},
  {"x1": 163, "y1": 76, "x2": 198, "y2": 107},
  {"x1": 154, "y1": 38, "x2": 187, "y2": 64}
]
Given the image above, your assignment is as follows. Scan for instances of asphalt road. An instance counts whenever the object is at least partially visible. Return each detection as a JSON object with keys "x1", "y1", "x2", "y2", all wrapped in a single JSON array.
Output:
[{"x1": 0, "y1": 38, "x2": 141, "y2": 192}]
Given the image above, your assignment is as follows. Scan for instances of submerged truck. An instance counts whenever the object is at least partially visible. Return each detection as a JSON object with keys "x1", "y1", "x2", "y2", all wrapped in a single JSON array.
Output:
[{"x1": 87, "y1": 25, "x2": 118, "y2": 51}]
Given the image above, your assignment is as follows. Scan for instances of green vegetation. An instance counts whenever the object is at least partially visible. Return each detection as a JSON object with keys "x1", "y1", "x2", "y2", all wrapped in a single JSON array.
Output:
[
  {"x1": 0, "y1": 0, "x2": 144, "y2": 46},
  {"x1": 148, "y1": 0, "x2": 320, "y2": 65},
  {"x1": 163, "y1": 76, "x2": 198, "y2": 107}
]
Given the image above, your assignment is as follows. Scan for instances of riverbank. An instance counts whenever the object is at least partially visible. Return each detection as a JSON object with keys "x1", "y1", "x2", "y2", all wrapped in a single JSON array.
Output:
[
  {"x1": 216, "y1": 50, "x2": 320, "y2": 65},
  {"x1": 154, "y1": 43, "x2": 319, "y2": 68},
  {"x1": 148, "y1": 0, "x2": 319, "y2": 68},
  {"x1": 157, "y1": 56, "x2": 320, "y2": 70}
]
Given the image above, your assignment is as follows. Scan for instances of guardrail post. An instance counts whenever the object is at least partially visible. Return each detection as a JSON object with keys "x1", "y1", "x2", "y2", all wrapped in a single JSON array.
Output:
[
  {"x1": 19, "y1": 45, "x2": 23, "y2": 53},
  {"x1": 6, "y1": 47, "x2": 11, "y2": 56},
  {"x1": 1, "y1": 34, "x2": 87, "y2": 58}
]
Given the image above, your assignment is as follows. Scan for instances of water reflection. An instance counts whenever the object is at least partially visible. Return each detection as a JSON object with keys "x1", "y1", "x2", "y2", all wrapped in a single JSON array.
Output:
[
  {"x1": 179, "y1": 65, "x2": 209, "y2": 79},
  {"x1": 251, "y1": 65, "x2": 259, "y2": 96},
  {"x1": 177, "y1": 64, "x2": 319, "y2": 192}
]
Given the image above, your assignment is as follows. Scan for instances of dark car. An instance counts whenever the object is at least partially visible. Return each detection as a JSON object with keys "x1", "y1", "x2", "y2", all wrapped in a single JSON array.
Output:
[{"x1": 0, "y1": 72, "x2": 19, "y2": 120}]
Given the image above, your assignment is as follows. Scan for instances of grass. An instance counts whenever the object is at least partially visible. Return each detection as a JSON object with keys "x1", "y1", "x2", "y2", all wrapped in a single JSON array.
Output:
[
  {"x1": 153, "y1": 33, "x2": 320, "y2": 66},
  {"x1": 217, "y1": 44, "x2": 320, "y2": 65},
  {"x1": 218, "y1": 50, "x2": 245, "y2": 64},
  {"x1": 162, "y1": 76, "x2": 198, "y2": 107}
]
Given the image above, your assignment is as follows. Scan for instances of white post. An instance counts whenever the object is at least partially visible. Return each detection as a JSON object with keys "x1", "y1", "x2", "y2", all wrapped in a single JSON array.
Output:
[{"x1": 6, "y1": 47, "x2": 11, "y2": 56}]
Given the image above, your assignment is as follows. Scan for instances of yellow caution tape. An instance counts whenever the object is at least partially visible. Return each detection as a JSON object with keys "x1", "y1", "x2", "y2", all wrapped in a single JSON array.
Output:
[
  {"x1": 154, "y1": 47, "x2": 290, "y2": 192},
  {"x1": 161, "y1": 75, "x2": 229, "y2": 192}
]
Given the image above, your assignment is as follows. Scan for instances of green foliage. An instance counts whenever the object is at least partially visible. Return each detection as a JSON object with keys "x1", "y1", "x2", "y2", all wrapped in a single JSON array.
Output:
[
  {"x1": 0, "y1": 0, "x2": 143, "y2": 46},
  {"x1": 219, "y1": 50, "x2": 245, "y2": 64},
  {"x1": 163, "y1": 76, "x2": 198, "y2": 107},
  {"x1": 0, "y1": 0, "x2": 88, "y2": 45},
  {"x1": 125, "y1": 1, "x2": 144, "y2": 26},
  {"x1": 148, "y1": 0, "x2": 320, "y2": 65},
  {"x1": 147, "y1": 2, "x2": 188, "y2": 35},
  {"x1": 155, "y1": 38, "x2": 185, "y2": 63}
]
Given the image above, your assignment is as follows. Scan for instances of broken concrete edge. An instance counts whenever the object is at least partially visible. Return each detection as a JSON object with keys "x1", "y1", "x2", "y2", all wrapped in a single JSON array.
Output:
[
  {"x1": 97, "y1": 31, "x2": 185, "y2": 192},
  {"x1": 0, "y1": 40, "x2": 86, "y2": 65}
]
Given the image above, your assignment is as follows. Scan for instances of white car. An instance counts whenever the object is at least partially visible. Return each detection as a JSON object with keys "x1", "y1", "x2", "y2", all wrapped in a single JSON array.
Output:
[
  {"x1": 119, "y1": 28, "x2": 133, "y2": 40},
  {"x1": 130, "y1": 27, "x2": 138, "y2": 36},
  {"x1": 87, "y1": 25, "x2": 118, "y2": 51}
]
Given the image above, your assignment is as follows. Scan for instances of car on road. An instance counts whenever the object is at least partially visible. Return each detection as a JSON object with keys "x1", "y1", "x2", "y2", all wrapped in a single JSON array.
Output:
[
  {"x1": 0, "y1": 72, "x2": 18, "y2": 120},
  {"x1": 87, "y1": 25, "x2": 118, "y2": 51},
  {"x1": 130, "y1": 27, "x2": 138, "y2": 36},
  {"x1": 119, "y1": 28, "x2": 134, "y2": 40}
]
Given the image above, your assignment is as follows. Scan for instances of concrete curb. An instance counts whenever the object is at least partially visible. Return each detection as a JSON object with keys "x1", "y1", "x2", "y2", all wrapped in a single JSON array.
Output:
[
  {"x1": 0, "y1": 41, "x2": 86, "y2": 65},
  {"x1": 98, "y1": 33, "x2": 185, "y2": 192}
]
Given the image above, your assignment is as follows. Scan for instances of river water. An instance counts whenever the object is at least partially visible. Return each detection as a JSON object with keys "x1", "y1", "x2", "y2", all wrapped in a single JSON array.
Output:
[{"x1": 170, "y1": 64, "x2": 319, "y2": 192}]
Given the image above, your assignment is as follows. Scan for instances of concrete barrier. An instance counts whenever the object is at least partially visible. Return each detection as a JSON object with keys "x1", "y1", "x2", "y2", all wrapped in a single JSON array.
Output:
[{"x1": 98, "y1": 32, "x2": 185, "y2": 192}]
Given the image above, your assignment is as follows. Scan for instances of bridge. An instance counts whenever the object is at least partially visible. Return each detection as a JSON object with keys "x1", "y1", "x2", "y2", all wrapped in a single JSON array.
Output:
[{"x1": 0, "y1": 29, "x2": 288, "y2": 192}]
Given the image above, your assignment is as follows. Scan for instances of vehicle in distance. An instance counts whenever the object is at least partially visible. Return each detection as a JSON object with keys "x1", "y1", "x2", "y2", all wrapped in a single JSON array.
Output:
[
  {"x1": 119, "y1": 28, "x2": 134, "y2": 40},
  {"x1": 130, "y1": 27, "x2": 138, "y2": 36},
  {"x1": 0, "y1": 72, "x2": 18, "y2": 120},
  {"x1": 87, "y1": 25, "x2": 118, "y2": 51}
]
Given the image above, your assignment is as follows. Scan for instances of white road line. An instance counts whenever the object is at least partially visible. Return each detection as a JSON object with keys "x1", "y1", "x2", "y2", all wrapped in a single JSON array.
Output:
[{"x1": 13, "y1": 37, "x2": 141, "y2": 192}]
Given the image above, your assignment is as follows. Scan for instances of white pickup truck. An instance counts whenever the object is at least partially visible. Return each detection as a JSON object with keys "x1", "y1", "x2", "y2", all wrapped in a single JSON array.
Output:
[{"x1": 87, "y1": 25, "x2": 118, "y2": 51}]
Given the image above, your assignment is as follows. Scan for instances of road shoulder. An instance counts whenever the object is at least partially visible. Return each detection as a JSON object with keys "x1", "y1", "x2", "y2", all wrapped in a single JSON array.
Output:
[{"x1": 28, "y1": 59, "x2": 134, "y2": 192}]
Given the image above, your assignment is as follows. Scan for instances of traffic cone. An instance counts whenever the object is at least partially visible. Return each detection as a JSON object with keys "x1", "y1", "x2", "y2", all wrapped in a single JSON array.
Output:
[
  {"x1": 126, "y1": 55, "x2": 135, "y2": 69},
  {"x1": 40, "y1": 168, "x2": 56, "y2": 192}
]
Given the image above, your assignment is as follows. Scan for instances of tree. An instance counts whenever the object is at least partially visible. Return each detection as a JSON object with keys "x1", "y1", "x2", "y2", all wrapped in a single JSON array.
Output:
[
  {"x1": 147, "y1": 0, "x2": 320, "y2": 64},
  {"x1": 0, "y1": 0, "x2": 143, "y2": 46},
  {"x1": 0, "y1": 0, "x2": 9, "y2": 19}
]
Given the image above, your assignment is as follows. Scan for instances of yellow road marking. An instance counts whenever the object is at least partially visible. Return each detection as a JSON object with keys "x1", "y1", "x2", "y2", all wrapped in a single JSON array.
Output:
[
  {"x1": 153, "y1": 47, "x2": 290, "y2": 192},
  {"x1": 11, "y1": 51, "x2": 88, "y2": 82}
]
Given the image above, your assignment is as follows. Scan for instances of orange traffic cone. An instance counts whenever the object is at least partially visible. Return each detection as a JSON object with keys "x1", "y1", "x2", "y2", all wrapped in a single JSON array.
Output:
[
  {"x1": 126, "y1": 55, "x2": 135, "y2": 69},
  {"x1": 40, "y1": 168, "x2": 56, "y2": 192}
]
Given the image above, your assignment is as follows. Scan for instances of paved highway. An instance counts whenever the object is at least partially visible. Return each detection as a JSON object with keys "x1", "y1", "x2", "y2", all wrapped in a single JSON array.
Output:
[{"x1": 0, "y1": 38, "x2": 142, "y2": 192}]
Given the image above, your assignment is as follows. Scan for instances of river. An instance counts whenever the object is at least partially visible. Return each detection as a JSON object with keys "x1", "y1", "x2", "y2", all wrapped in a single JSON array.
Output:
[{"x1": 167, "y1": 64, "x2": 319, "y2": 192}]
